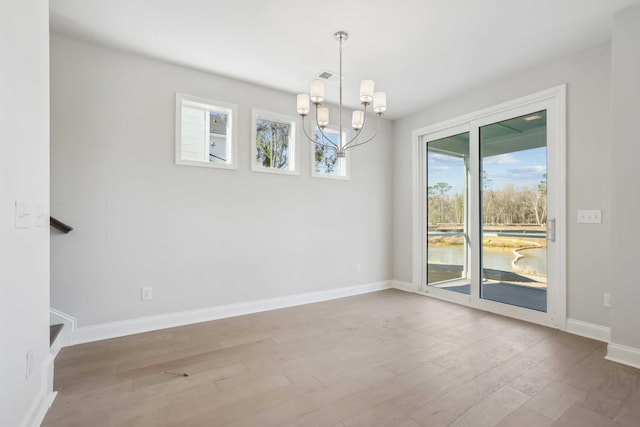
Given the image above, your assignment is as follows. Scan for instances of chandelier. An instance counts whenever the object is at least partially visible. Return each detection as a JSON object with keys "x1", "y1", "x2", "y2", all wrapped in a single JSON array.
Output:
[{"x1": 296, "y1": 31, "x2": 387, "y2": 158}]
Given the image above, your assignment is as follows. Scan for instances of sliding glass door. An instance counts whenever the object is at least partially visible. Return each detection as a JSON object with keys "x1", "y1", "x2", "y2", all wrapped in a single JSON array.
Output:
[
  {"x1": 480, "y1": 111, "x2": 548, "y2": 312},
  {"x1": 417, "y1": 87, "x2": 565, "y2": 327},
  {"x1": 427, "y1": 132, "x2": 471, "y2": 295}
]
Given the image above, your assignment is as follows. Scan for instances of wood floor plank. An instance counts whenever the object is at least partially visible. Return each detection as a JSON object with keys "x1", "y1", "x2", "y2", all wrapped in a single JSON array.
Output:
[
  {"x1": 42, "y1": 290, "x2": 640, "y2": 427},
  {"x1": 495, "y1": 406, "x2": 554, "y2": 427},
  {"x1": 612, "y1": 386, "x2": 640, "y2": 426},
  {"x1": 550, "y1": 403, "x2": 614, "y2": 427},
  {"x1": 525, "y1": 381, "x2": 587, "y2": 420},
  {"x1": 450, "y1": 385, "x2": 531, "y2": 427}
]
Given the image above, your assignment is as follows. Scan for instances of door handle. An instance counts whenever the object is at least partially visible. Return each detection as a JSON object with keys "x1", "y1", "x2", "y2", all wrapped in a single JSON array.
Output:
[{"x1": 547, "y1": 218, "x2": 555, "y2": 242}]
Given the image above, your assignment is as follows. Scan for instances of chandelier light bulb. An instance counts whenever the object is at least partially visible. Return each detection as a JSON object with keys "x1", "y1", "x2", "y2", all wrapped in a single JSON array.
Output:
[
  {"x1": 373, "y1": 92, "x2": 387, "y2": 113},
  {"x1": 352, "y1": 111, "x2": 364, "y2": 129},
  {"x1": 297, "y1": 94, "x2": 310, "y2": 115},
  {"x1": 359, "y1": 80, "x2": 375, "y2": 103},
  {"x1": 317, "y1": 107, "x2": 329, "y2": 127},
  {"x1": 310, "y1": 79, "x2": 325, "y2": 103}
]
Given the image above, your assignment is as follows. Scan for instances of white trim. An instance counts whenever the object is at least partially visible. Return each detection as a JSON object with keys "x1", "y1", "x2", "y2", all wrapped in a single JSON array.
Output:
[
  {"x1": 555, "y1": 85, "x2": 568, "y2": 330},
  {"x1": 50, "y1": 307, "x2": 77, "y2": 328},
  {"x1": 419, "y1": 288, "x2": 472, "y2": 306},
  {"x1": 50, "y1": 307, "x2": 76, "y2": 348},
  {"x1": 565, "y1": 318, "x2": 610, "y2": 343},
  {"x1": 19, "y1": 385, "x2": 47, "y2": 427},
  {"x1": 391, "y1": 280, "x2": 418, "y2": 293},
  {"x1": 411, "y1": 126, "x2": 424, "y2": 291},
  {"x1": 421, "y1": 288, "x2": 555, "y2": 328},
  {"x1": 606, "y1": 343, "x2": 640, "y2": 370},
  {"x1": 49, "y1": 330, "x2": 63, "y2": 358},
  {"x1": 43, "y1": 353, "x2": 58, "y2": 412},
  {"x1": 67, "y1": 281, "x2": 391, "y2": 345},
  {"x1": 46, "y1": 391, "x2": 58, "y2": 409}
]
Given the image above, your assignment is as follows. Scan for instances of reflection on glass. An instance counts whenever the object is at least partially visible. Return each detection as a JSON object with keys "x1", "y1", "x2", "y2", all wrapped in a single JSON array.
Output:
[
  {"x1": 209, "y1": 111, "x2": 228, "y2": 163},
  {"x1": 427, "y1": 132, "x2": 470, "y2": 294},
  {"x1": 480, "y1": 110, "x2": 548, "y2": 312}
]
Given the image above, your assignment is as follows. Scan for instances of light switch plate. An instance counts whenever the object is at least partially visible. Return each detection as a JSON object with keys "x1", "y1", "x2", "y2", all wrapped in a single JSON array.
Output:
[
  {"x1": 15, "y1": 201, "x2": 31, "y2": 229},
  {"x1": 604, "y1": 292, "x2": 611, "y2": 308},
  {"x1": 577, "y1": 210, "x2": 602, "y2": 224}
]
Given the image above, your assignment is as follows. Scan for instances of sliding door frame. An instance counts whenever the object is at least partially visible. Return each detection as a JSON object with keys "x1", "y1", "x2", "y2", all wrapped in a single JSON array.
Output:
[{"x1": 412, "y1": 85, "x2": 567, "y2": 329}]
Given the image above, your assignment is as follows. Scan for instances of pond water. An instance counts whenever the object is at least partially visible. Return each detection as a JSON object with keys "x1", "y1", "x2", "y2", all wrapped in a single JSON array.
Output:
[{"x1": 428, "y1": 245, "x2": 546, "y2": 276}]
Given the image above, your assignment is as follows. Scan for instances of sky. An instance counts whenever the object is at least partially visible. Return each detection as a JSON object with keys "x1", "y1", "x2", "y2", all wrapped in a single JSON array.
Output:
[{"x1": 428, "y1": 147, "x2": 547, "y2": 194}]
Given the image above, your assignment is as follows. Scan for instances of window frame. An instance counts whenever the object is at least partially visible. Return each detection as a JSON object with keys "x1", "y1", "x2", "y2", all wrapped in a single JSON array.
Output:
[
  {"x1": 250, "y1": 108, "x2": 299, "y2": 175},
  {"x1": 311, "y1": 127, "x2": 351, "y2": 180},
  {"x1": 175, "y1": 93, "x2": 238, "y2": 170}
]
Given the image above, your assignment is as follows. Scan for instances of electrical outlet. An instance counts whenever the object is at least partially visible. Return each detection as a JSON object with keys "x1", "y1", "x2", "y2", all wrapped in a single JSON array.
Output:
[
  {"x1": 141, "y1": 287, "x2": 152, "y2": 301},
  {"x1": 355, "y1": 264, "x2": 361, "y2": 274},
  {"x1": 604, "y1": 292, "x2": 611, "y2": 308},
  {"x1": 26, "y1": 350, "x2": 33, "y2": 379}
]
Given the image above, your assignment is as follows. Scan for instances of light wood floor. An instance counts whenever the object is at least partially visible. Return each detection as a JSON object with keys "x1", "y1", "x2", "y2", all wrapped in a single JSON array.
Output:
[{"x1": 43, "y1": 290, "x2": 640, "y2": 427}]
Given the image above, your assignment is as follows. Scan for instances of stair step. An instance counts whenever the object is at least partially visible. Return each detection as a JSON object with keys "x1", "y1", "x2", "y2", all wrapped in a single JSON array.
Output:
[{"x1": 50, "y1": 324, "x2": 63, "y2": 347}]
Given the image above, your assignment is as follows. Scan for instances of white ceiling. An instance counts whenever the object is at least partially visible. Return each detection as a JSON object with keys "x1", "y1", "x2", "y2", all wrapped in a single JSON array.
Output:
[{"x1": 50, "y1": 0, "x2": 639, "y2": 119}]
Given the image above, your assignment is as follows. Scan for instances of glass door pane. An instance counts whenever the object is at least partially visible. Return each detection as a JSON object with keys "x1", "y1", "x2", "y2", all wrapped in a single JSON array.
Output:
[
  {"x1": 480, "y1": 111, "x2": 548, "y2": 311},
  {"x1": 427, "y1": 132, "x2": 470, "y2": 294}
]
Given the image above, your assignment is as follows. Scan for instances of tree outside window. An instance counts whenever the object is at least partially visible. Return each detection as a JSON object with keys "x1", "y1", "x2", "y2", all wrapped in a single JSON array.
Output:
[
  {"x1": 251, "y1": 109, "x2": 298, "y2": 175},
  {"x1": 312, "y1": 128, "x2": 349, "y2": 180},
  {"x1": 255, "y1": 119, "x2": 291, "y2": 169}
]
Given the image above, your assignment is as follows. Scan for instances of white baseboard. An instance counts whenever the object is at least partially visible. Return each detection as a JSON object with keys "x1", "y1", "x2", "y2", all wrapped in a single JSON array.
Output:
[
  {"x1": 391, "y1": 280, "x2": 418, "y2": 293},
  {"x1": 565, "y1": 318, "x2": 611, "y2": 343},
  {"x1": 18, "y1": 389, "x2": 47, "y2": 427},
  {"x1": 18, "y1": 356, "x2": 56, "y2": 427},
  {"x1": 44, "y1": 352, "x2": 57, "y2": 411},
  {"x1": 46, "y1": 392, "x2": 58, "y2": 409},
  {"x1": 606, "y1": 343, "x2": 640, "y2": 370},
  {"x1": 67, "y1": 281, "x2": 391, "y2": 345}
]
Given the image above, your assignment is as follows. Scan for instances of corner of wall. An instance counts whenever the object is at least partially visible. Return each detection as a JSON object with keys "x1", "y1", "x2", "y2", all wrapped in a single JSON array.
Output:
[{"x1": 391, "y1": 280, "x2": 418, "y2": 293}]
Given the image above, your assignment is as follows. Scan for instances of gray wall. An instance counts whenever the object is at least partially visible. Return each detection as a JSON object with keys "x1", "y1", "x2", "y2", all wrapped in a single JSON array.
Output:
[
  {"x1": 392, "y1": 43, "x2": 613, "y2": 327},
  {"x1": 50, "y1": 34, "x2": 393, "y2": 327},
  {"x1": 610, "y1": 5, "x2": 640, "y2": 349},
  {"x1": 0, "y1": 1, "x2": 50, "y2": 426}
]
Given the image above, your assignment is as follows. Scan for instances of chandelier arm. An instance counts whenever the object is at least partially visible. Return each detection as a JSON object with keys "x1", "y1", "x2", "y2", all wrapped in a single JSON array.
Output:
[
  {"x1": 317, "y1": 127, "x2": 340, "y2": 150},
  {"x1": 343, "y1": 126, "x2": 365, "y2": 148},
  {"x1": 312, "y1": 104, "x2": 339, "y2": 150},
  {"x1": 343, "y1": 104, "x2": 370, "y2": 149},
  {"x1": 300, "y1": 115, "x2": 315, "y2": 142},
  {"x1": 343, "y1": 115, "x2": 383, "y2": 150},
  {"x1": 300, "y1": 115, "x2": 337, "y2": 150}
]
